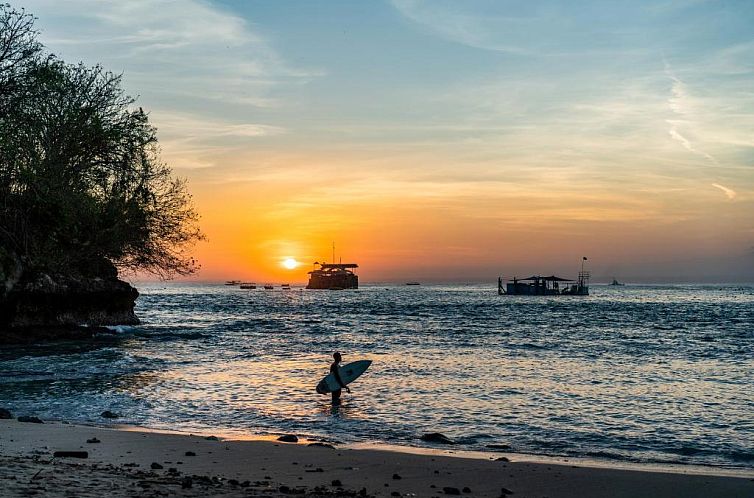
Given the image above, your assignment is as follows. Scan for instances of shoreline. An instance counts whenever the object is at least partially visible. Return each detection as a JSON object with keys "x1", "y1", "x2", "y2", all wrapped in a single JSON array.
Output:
[
  {"x1": 1, "y1": 419, "x2": 752, "y2": 497},
  {"x1": 56, "y1": 419, "x2": 754, "y2": 479}
]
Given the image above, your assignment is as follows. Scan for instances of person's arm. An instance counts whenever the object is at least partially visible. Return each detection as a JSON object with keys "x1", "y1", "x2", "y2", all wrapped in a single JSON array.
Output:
[{"x1": 333, "y1": 365, "x2": 350, "y2": 393}]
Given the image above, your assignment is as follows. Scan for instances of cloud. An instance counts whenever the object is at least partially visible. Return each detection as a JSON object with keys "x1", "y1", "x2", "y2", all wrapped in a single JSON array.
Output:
[
  {"x1": 25, "y1": 0, "x2": 317, "y2": 107},
  {"x1": 711, "y1": 183, "x2": 736, "y2": 200},
  {"x1": 664, "y1": 64, "x2": 720, "y2": 166}
]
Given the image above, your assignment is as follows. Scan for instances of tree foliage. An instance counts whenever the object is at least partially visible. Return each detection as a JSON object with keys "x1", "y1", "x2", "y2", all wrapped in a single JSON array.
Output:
[{"x1": 0, "y1": 4, "x2": 203, "y2": 278}]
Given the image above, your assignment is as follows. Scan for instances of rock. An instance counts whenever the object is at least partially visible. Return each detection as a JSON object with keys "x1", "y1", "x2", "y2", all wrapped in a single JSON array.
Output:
[
  {"x1": 0, "y1": 408, "x2": 12, "y2": 419},
  {"x1": 443, "y1": 487, "x2": 461, "y2": 495},
  {"x1": 150, "y1": 462, "x2": 163, "y2": 470},
  {"x1": 101, "y1": 410, "x2": 120, "y2": 419},
  {"x1": 391, "y1": 492, "x2": 400, "y2": 497},
  {"x1": 463, "y1": 487, "x2": 471, "y2": 493},
  {"x1": 500, "y1": 487, "x2": 514, "y2": 495},
  {"x1": 277, "y1": 434, "x2": 298, "y2": 443},
  {"x1": 17, "y1": 416, "x2": 43, "y2": 424},
  {"x1": 181, "y1": 476, "x2": 193, "y2": 489},
  {"x1": 86, "y1": 437, "x2": 100, "y2": 444},
  {"x1": 204, "y1": 435, "x2": 219, "y2": 441},
  {"x1": 53, "y1": 451, "x2": 88, "y2": 458},
  {"x1": 307, "y1": 442, "x2": 335, "y2": 449},
  {"x1": 0, "y1": 266, "x2": 139, "y2": 344},
  {"x1": 331, "y1": 480, "x2": 342, "y2": 487},
  {"x1": 392, "y1": 473, "x2": 402, "y2": 480},
  {"x1": 420, "y1": 433, "x2": 455, "y2": 445},
  {"x1": 495, "y1": 456, "x2": 510, "y2": 462},
  {"x1": 185, "y1": 451, "x2": 196, "y2": 456}
]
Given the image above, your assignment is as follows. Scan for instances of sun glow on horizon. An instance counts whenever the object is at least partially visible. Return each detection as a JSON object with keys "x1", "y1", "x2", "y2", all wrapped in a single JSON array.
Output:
[{"x1": 282, "y1": 258, "x2": 300, "y2": 270}]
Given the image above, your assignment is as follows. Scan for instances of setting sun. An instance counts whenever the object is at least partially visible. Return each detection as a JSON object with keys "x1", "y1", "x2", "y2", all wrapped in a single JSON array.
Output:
[{"x1": 281, "y1": 258, "x2": 300, "y2": 270}]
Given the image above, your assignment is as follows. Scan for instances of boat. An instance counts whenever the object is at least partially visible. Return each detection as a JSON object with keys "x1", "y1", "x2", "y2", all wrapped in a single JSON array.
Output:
[
  {"x1": 498, "y1": 259, "x2": 590, "y2": 296},
  {"x1": 307, "y1": 263, "x2": 359, "y2": 289},
  {"x1": 263, "y1": 285, "x2": 274, "y2": 290},
  {"x1": 240, "y1": 282, "x2": 256, "y2": 289},
  {"x1": 224, "y1": 280, "x2": 241, "y2": 286},
  {"x1": 281, "y1": 283, "x2": 291, "y2": 290},
  {"x1": 609, "y1": 278, "x2": 625, "y2": 286},
  {"x1": 405, "y1": 282, "x2": 421, "y2": 286}
]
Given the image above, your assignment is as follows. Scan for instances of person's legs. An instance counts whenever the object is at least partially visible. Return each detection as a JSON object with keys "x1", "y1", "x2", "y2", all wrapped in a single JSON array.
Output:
[{"x1": 332, "y1": 388, "x2": 342, "y2": 405}]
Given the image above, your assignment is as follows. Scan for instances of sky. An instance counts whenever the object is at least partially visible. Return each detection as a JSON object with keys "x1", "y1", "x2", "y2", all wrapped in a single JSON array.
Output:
[{"x1": 20, "y1": 0, "x2": 754, "y2": 282}]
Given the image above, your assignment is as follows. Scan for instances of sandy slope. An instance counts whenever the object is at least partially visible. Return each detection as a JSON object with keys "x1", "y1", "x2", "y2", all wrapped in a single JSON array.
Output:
[{"x1": 0, "y1": 419, "x2": 752, "y2": 497}]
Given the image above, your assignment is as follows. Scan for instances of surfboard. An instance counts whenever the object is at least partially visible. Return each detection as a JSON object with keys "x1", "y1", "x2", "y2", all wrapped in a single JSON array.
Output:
[{"x1": 316, "y1": 360, "x2": 372, "y2": 394}]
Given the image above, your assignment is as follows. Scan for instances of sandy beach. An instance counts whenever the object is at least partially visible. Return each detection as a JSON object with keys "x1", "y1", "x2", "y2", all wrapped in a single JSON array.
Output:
[{"x1": 1, "y1": 419, "x2": 752, "y2": 497}]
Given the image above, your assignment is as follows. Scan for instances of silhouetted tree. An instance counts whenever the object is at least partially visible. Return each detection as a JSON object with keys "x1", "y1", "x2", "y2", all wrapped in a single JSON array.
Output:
[{"x1": 0, "y1": 4, "x2": 203, "y2": 278}]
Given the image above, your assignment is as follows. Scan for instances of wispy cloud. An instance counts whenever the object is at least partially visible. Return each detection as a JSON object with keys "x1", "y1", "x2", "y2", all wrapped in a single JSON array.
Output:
[
  {"x1": 664, "y1": 64, "x2": 720, "y2": 165},
  {"x1": 711, "y1": 183, "x2": 736, "y2": 200}
]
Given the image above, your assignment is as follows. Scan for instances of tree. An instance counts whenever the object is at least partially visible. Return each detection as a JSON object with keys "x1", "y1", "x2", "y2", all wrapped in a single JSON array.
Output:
[{"x1": 0, "y1": 4, "x2": 203, "y2": 278}]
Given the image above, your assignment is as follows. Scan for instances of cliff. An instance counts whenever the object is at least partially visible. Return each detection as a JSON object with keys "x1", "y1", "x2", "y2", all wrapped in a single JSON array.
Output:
[{"x1": 0, "y1": 246, "x2": 139, "y2": 344}]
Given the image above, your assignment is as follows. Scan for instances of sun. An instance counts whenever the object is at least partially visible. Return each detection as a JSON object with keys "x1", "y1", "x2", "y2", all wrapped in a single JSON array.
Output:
[{"x1": 282, "y1": 258, "x2": 300, "y2": 270}]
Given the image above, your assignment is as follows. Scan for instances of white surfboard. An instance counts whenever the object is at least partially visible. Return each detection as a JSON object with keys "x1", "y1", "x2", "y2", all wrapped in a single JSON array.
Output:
[{"x1": 316, "y1": 360, "x2": 372, "y2": 394}]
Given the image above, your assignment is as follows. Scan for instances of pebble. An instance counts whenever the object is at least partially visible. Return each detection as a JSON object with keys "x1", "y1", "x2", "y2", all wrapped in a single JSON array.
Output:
[
  {"x1": 496, "y1": 456, "x2": 510, "y2": 462},
  {"x1": 185, "y1": 451, "x2": 196, "y2": 456},
  {"x1": 0, "y1": 408, "x2": 12, "y2": 419},
  {"x1": 205, "y1": 435, "x2": 220, "y2": 441},
  {"x1": 150, "y1": 462, "x2": 163, "y2": 470},
  {"x1": 86, "y1": 438, "x2": 101, "y2": 444},
  {"x1": 331, "y1": 479, "x2": 342, "y2": 486},
  {"x1": 278, "y1": 434, "x2": 298, "y2": 443},
  {"x1": 443, "y1": 487, "x2": 461, "y2": 495},
  {"x1": 393, "y1": 473, "x2": 402, "y2": 480},
  {"x1": 100, "y1": 411, "x2": 120, "y2": 419}
]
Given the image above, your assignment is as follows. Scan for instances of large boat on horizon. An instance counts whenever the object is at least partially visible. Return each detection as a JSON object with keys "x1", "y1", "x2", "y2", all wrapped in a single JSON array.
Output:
[{"x1": 306, "y1": 262, "x2": 359, "y2": 289}]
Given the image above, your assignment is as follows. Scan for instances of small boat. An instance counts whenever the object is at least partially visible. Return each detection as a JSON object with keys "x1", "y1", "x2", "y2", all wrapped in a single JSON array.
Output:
[
  {"x1": 240, "y1": 282, "x2": 256, "y2": 289},
  {"x1": 405, "y1": 282, "x2": 420, "y2": 286},
  {"x1": 224, "y1": 280, "x2": 241, "y2": 286},
  {"x1": 609, "y1": 278, "x2": 625, "y2": 286},
  {"x1": 281, "y1": 283, "x2": 291, "y2": 290},
  {"x1": 263, "y1": 285, "x2": 274, "y2": 290}
]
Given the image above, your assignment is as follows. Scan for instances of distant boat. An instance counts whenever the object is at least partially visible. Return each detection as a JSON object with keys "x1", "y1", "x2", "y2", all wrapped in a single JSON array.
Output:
[
  {"x1": 405, "y1": 282, "x2": 421, "y2": 286},
  {"x1": 225, "y1": 280, "x2": 241, "y2": 286},
  {"x1": 281, "y1": 283, "x2": 291, "y2": 290},
  {"x1": 240, "y1": 283, "x2": 256, "y2": 289},
  {"x1": 263, "y1": 285, "x2": 274, "y2": 290},
  {"x1": 609, "y1": 278, "x2": 625, "y2": 286}
]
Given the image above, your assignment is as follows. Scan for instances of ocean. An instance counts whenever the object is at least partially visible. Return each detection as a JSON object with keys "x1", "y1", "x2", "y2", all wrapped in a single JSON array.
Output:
[{"x1": 1, "y1": 283, "x2": 753, "y2": 470}]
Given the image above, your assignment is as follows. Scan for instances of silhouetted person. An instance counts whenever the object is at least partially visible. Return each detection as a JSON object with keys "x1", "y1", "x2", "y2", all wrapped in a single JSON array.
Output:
[{"x1": 330, "y1": 352, "x2": 350, "y2": 405}]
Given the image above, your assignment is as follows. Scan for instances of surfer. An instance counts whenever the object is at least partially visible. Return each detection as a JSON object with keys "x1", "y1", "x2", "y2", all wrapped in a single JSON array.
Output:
[{"x1": 330, "y1": 352, "x2": 350, "y2": 405}]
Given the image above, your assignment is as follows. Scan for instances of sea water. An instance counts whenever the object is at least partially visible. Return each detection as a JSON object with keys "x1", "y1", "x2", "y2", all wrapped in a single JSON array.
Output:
[{"x1": 1, "y1": 283, "x2": 752, "y2": 470}]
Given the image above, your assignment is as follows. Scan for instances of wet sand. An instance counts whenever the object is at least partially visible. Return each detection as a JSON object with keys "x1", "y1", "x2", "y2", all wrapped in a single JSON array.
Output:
[{"x1": 0, "y1": 419, "x2": 752, "y2": 497}]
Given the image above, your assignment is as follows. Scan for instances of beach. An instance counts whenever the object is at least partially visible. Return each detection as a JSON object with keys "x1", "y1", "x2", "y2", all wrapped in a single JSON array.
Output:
[{"x1": 1, "y1": 419, "x2": 752, "y2": 497}]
